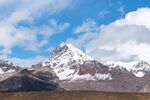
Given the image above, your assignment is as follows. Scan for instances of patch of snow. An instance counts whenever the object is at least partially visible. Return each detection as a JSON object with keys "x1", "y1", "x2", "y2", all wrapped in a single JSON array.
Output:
[
  {"x1": 0, "y1": 68, "x2": 4, "y2": 74},
  {"x1": 2, "y1": 67, "x2": 7, "y2": 69},
  {"x1": 133, "y1": 72, "x2": 145, "y2": 77},
  {"x1": 130, "y1": 61, "x2": 150, "y2": 77},
  {"x1": 0, "y1": 72, "x2": 16, "y2": 81},
  {"x1": 6, "y1": 69, "x2": 16, "y2": 73},
  {"x1": 94, "y1": 73, "x2": 112, "y2": 80},
  {"x1": 0, "y1": 69, "x2": 16, "y2": 75},
  {"x1": 105, "y1": 60, "x2": 150, "y2": 78},
  {"x1": 54, "y1": 67, "x2": 75, "y2": 80},
  {"x1": 131, "y1": 61, "x2": 150, "y2": 71},
  {"x1": 71, "y1": 74, "x2": 95, "y2": 81},
  {"x1": 70, "y1": 73, "x2": 112, "y2": 81}
]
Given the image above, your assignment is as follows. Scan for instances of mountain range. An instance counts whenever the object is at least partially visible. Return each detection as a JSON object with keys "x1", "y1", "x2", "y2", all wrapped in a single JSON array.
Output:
[{"x1": 0, "y1": 43, "x2": 150, "y2": 92}]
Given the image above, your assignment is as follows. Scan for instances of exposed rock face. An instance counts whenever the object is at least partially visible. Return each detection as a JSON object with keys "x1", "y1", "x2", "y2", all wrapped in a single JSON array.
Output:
[
  {"x1": 0, "y1": 60, "x2": 22, "y2": 82},
  {"x1": 31, "y1": 63, "x2": 59, "y2": 82},
  {"x1": 0, "y1": 69, "x2": 63, "y2": 92},
  {"x1": 0, "y1": 59, "x2": 63, "y2": 92}
]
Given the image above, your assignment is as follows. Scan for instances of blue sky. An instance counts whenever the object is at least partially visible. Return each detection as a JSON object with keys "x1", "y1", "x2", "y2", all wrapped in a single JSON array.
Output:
[{"x1": 0, "y1": 0, "x2": 149, "y2": 67}]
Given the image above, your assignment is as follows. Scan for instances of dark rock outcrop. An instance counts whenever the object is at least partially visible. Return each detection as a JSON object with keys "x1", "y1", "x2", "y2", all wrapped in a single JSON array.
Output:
[{"x1": 0, "y1": 69, "x2": 63, "y2": 92}]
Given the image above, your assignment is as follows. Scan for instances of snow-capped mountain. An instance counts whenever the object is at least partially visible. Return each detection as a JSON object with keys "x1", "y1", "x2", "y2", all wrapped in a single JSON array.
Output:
[
  {"x1": 33, "y1": 43, "x2": 150, "y2": 82},
  {"x1": 0, "y1": 60, "x2": 62, "y2": 92},
  {"x1": 106, "y1": 60, "x2": 150, "y2": 78},
  {"x1": 0, "y1": 59, "x2": 20, "y2": 75},
  {"x1": 1, "y1": 43, "x2": 150, "y2": 92},
  {"x1": 30, "y1": 43, "x2": 150, "y2": 92},
  {"x1": 32, "y1": 43, "x2": 112, "y2": 81},
  {"x1": 43, "y1": 43, "x2": 93, "y2": 66},
  {"x1": 130, "y1": 61, "x2": 150, "y2": 77}
]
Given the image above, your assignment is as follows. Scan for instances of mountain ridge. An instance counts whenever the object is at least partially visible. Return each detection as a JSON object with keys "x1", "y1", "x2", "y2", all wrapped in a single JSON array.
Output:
[{"x1": 0, "y1": 43, "x2": 150, "y2": 92}]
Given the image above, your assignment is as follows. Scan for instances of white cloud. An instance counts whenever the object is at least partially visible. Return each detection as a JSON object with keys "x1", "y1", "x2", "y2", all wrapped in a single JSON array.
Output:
[
  {"x1": 0, "y1": 0, "x2": 72, "y2": 67},
  {"x1": 0, "y1": 0, "x2": 72, "y2": 54},
  {"x1": 74, "y1": 19, "x2": 99, "y2": 34},
  {"x1": 39, "y1": 19, "x2": 70, "y2": 37},
  {"x1": 67, "y1": 19, "x2": 100, "y2": 49},
  {"x1": 98, "y1": 10, "x2": 109, "y2": 18},
  {"x1": 115, "y1": 8, "x2": 150, "y2": 29},
  {"x1": 68, "y1": 7, "x2": 150, "y2": 63}
]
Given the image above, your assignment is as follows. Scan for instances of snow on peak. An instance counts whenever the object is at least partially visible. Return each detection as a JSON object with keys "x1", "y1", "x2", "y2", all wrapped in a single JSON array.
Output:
[
  {"x1": 57, "y1": 43, "x2": 93, "y2": 61},
  {"x1": 42, "y1": 43, "x2": 94, "y2": 80},
  {"x1": 0, "y1": 59, "x2": 14, "y2": 66},
  {"x1": 134, "y1": 61, "x2": 150, "y2": 68},
  {"x1": 104, "y1": 61, "x2": 135, "y2": 71},
  {"x1": 43, "y1": 43, "x2": 93, "y2": 67},
  {"x1": 0, "y1": 59, "x2": 20, "y2": 75},
  {"x1": 130, "y1": 60, "x2": 150, "y2": 77},
  {"x1": 104, "y1": 60, "x2": 150, "y2": 77}
]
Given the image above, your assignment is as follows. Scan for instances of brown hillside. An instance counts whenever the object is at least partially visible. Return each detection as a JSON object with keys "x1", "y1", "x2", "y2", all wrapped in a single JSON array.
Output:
[{"x1": 0, "y1": 91, "x2": 149, "y2": 100}]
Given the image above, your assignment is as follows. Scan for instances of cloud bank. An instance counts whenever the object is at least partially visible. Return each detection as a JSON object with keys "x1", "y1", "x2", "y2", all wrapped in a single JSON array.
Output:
[
  {"x1": 68, "y1": 7, "x2": 150, "y2": 63},
  {"x1": 0, "y1": 0, "x2": 71, "y2": 55}
]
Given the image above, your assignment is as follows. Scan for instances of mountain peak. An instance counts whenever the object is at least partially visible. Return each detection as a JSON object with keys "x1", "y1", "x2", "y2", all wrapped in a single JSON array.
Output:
[
  {"x1": 40, "y1": 43, "x2": 94, "y2": 80},
  {"x1": 53, "y1": 42, "x2": 93, "y2": 62},
  {"x1": 136, "y1": 60, "x2": 150, "y2": 67},
  {"x1": 132, "y1": 60, "x2": 150, "y2": 69},
  {"x1": 43, "y1": 42, "x2": 94, "y2": 67},
  {"x1": 0, "y1": 59, "x2": 20, "y2": 75},
  {"x1": 130, "y1": 60, "x2": 150, "y2": 77},
  {"x1": 0, "y1": 59, "x2": 13, "y2": 66}
]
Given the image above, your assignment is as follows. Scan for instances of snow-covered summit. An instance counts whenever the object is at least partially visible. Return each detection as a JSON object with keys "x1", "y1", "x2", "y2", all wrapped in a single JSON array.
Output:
[
  {"x1": 130, "y1": 60, "x2": 150, "y2": 77},
  {"x1": 105, "y1": 60, "x2": 150, "y2": 77},
  {"x1": 55, "y1": 43, "x2": 93, "y2": 61},
  {"x1": 38, "y1": 43, "x2": 113, "y2": 81},
  {"x1": 41, "y1": 43, "x2": 95, "y2": 80},
  {"x1": 0, "y1": 59, "x2": 20, "y2": 75},
  {"x1": 43, "y1": 43, "x2": 93, "y2": 67},
  {"x1": 35, "y1": 43, "x2": 150, "y2": 81}
]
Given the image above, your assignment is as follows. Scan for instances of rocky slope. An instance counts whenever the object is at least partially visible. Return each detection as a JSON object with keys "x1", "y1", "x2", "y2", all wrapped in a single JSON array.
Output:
[
  {"x1": 0, "y1": 60, "x2": 21, "y2": 82},
  {"x1": 0, "y1": 60, "x2": 63, "y2": 92},
  {"x1": 0, "y1": 69, "x2": 63, "y2": 92},
  {"x1": 31, "y1": 43, "x2": 150, "y2": 92}
]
